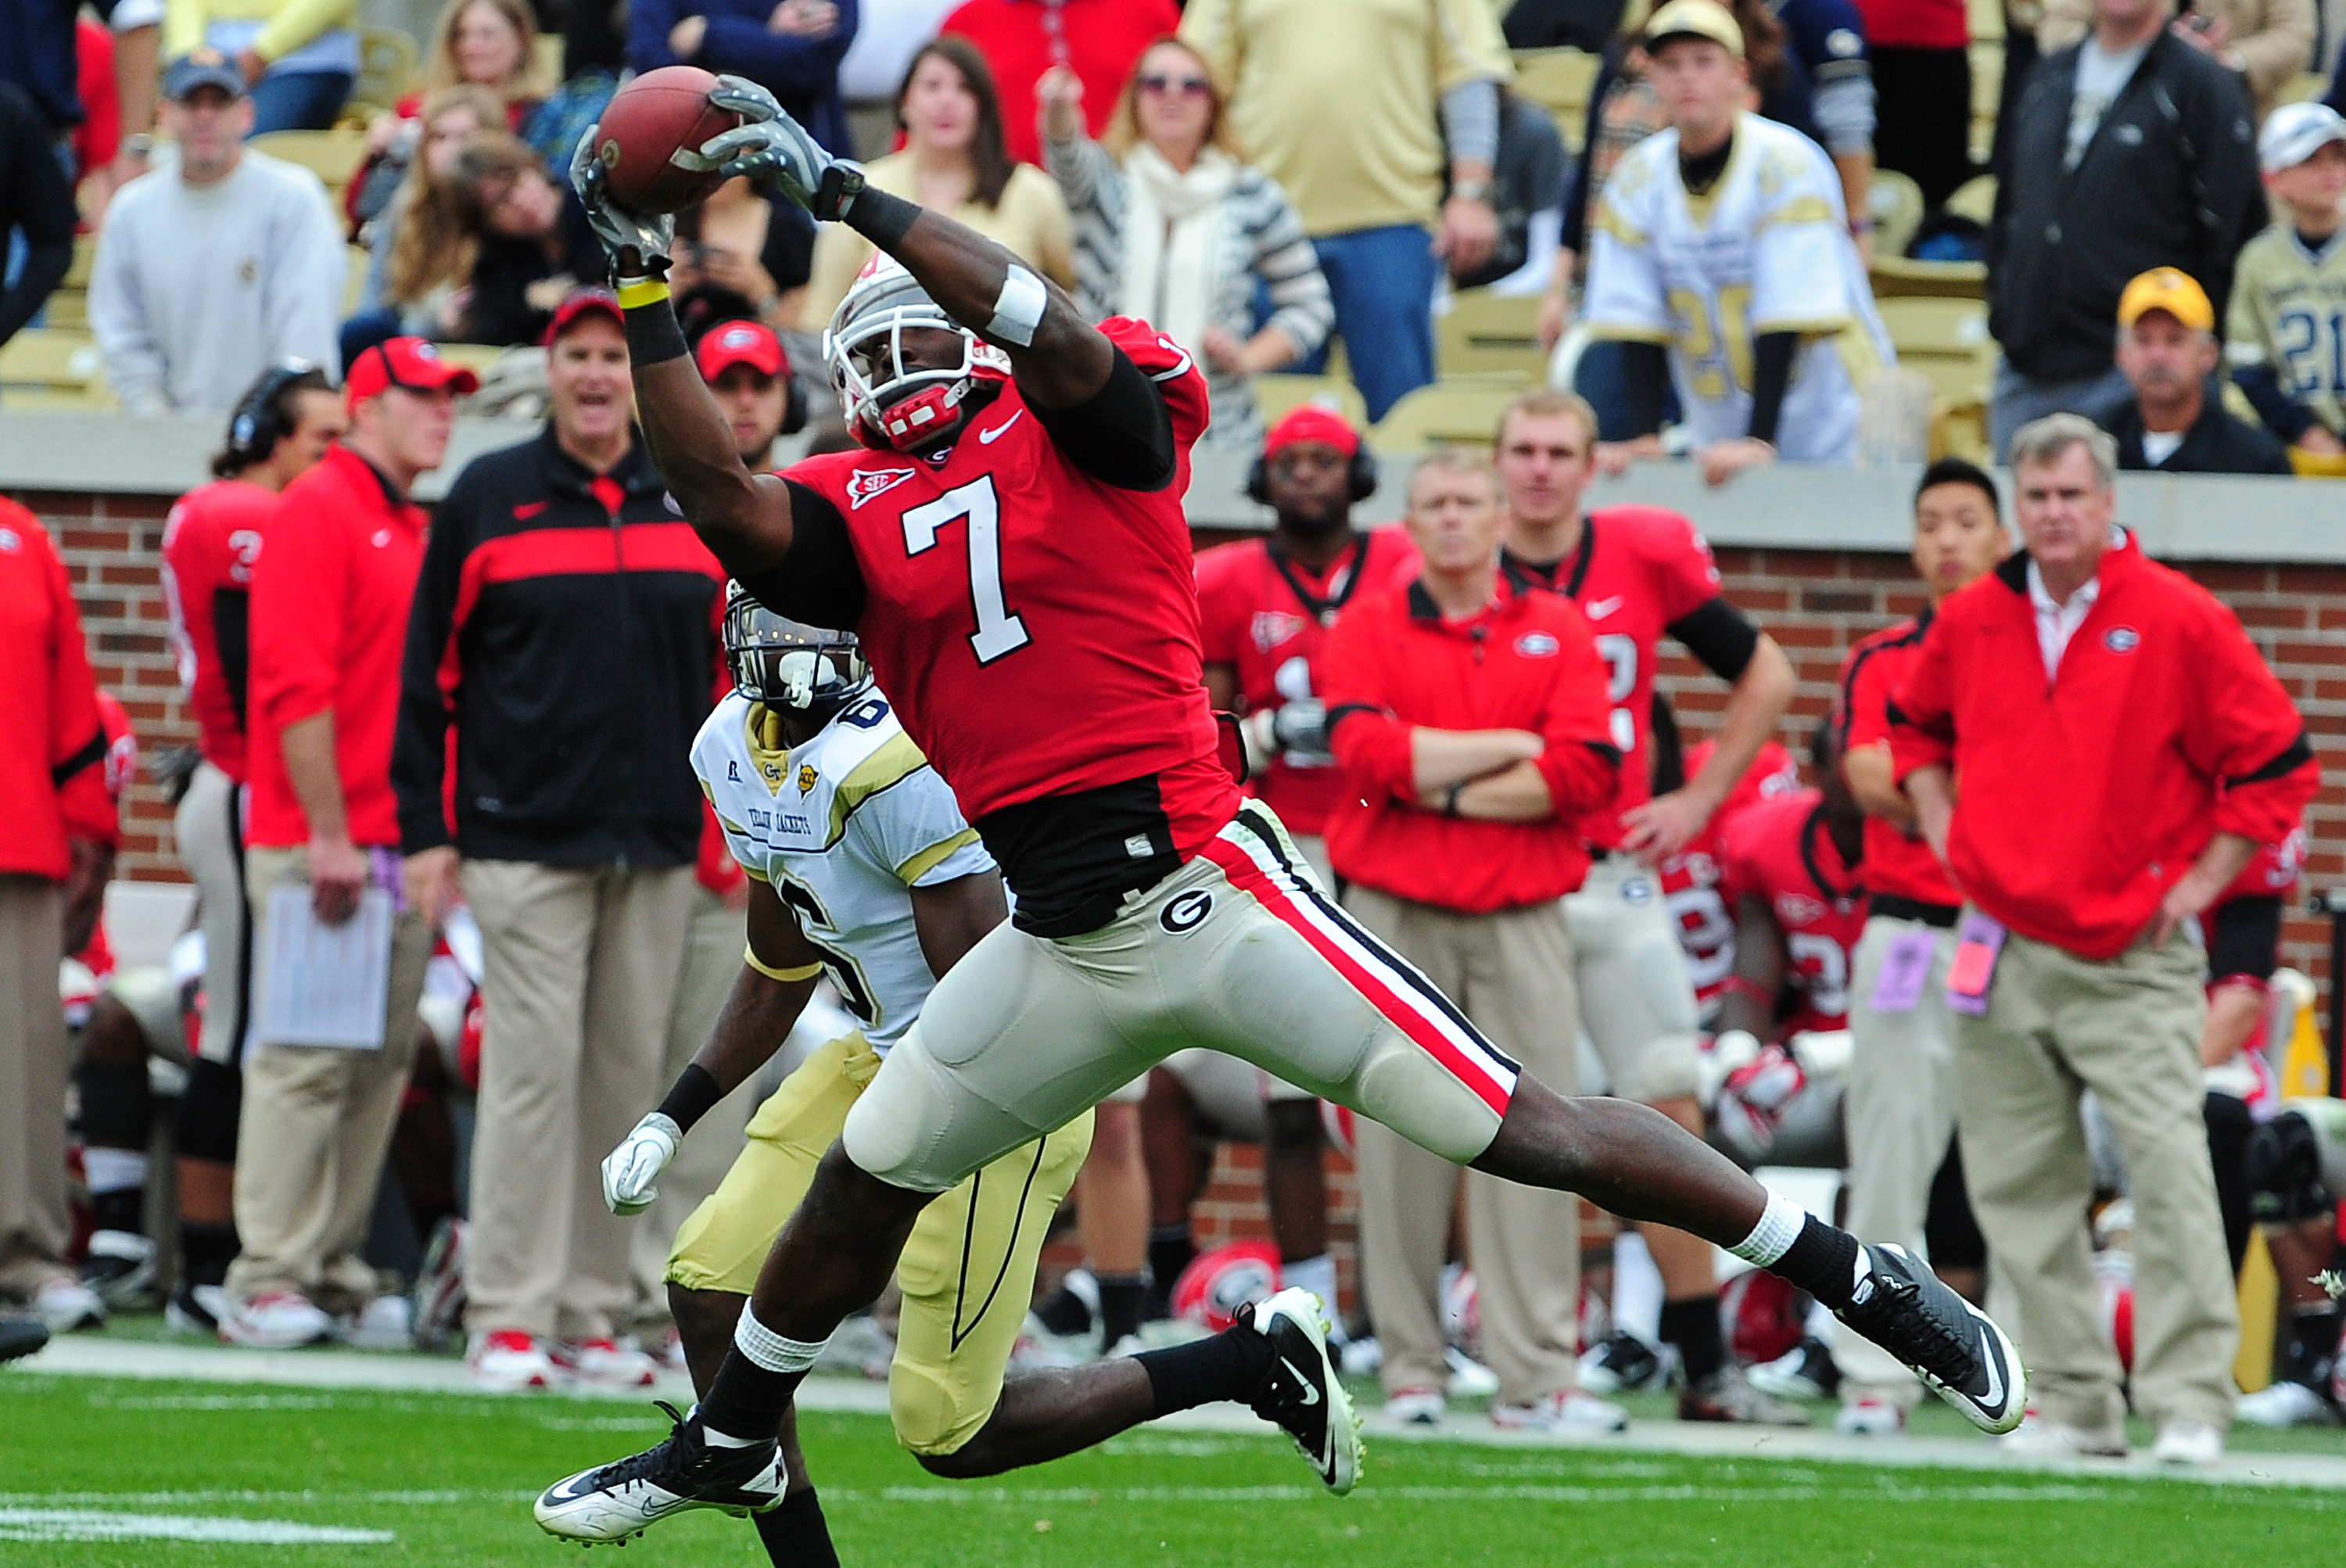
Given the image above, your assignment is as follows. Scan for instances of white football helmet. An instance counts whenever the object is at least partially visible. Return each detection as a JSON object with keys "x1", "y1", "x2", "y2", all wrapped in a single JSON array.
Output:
[{"x1": 823, "y1": 253, "x2": 1010, "y2": 451}]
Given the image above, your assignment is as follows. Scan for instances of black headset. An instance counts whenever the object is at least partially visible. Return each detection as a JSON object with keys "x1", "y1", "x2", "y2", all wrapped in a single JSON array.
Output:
[
  {"x1": 215, "y1": 359, "x2": 327, "y2": 478},
  {"x1": 1245, "y1": 439, "x2": 1379, "y2": 508}
]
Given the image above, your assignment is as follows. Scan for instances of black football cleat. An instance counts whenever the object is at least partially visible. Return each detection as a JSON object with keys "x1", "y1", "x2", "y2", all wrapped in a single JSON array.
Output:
[
  {"x1": 1836, "y1": 1244, "x2": 2025, "y2": 1434},
  {"x1": 535, "y1": 1401, "x2": 787, "y2": 1544},
  {"x1": 1245, "y1": 1286, "x2": 1361, "y2": 1495},
  {"x1": 0, "y1": 1313, "x2": 48, "y2": 1365}
]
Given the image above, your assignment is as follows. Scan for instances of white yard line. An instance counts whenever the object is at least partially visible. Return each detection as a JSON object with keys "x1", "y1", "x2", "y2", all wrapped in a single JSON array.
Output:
[{"x1": 0, "y1": 1508, "x2": 393, "y2": 1544}]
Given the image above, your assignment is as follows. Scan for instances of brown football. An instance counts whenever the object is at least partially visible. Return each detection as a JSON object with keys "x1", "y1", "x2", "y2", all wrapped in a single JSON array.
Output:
[{"x1": 591, "y1": 66, "x2": 743, "y2": 214}]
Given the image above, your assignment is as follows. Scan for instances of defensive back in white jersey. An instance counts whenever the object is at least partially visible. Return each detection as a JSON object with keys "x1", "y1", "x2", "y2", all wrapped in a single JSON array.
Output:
[
  {"x1": 1584, "y1": 112, "x2": 1894, "y2": 463},
  {"x1": 693, "y1": 688, "x2": 996, "y2": 1050}
]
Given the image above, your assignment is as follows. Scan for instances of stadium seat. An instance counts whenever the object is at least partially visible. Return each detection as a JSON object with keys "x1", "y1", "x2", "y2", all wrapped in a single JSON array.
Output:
[
  {"x1": 1252, "y1": 373, "x2": 1368, "y2": 430},
  {"x1": 253, "y1": 128, "x2": 371, "y2": 197},
  {"x1": 2280, "y1": 71, "x2": 2326, "y2": 107},
  {"x1": 352, "y1": 27, "x2": 418, "y2": 117},
  {"x1": 2289, "y1": 447, "x2": 2346, "y2": 478},
  {"x1": 430, "y1": 343, "x2": 511, "y2": 379},
  {"x1": 0, "y1": 328, "x2": 114, "y2": 407},
  {"x1": 1877, "y1": 296, "x2": 1994, "y2": 410},
  {"x1": 1969, "y1": 41, "x2": 2002, "y2": 165},
  {"x1": 1868, "y1": 171, "x2": 1925, "y2": 260},
  {"x1": 343, "y1": 245, "x2": 371, "y2": 317},
  {"x1": 1871, "y1": 255, "x2": 1986, "y2": 300},
  {"x1": 1510, "y1": 48, "x2": 1601, "y2": 149},
  {"x1": 1437, "y1": 290, "x2": 1544, "y2": 381},
  {"x1": 1370, "y1": 379, "x2": 1522, "y2": 451},
  {"x1": 1944, "y1": 174, "x2": 1995, "y2": 230}
]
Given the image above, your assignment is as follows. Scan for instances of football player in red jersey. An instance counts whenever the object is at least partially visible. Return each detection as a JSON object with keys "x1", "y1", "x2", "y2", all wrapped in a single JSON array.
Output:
[
  {"x1": 1655, "y1": 726, "x2": 1803, "y2": 1022},
  {"x1": 538, "y1": 77, "x2": 2024, "y2": 1546},
  {"x1": 1714, "y1": 735, "x2": 1868, "y2": 1045},
  {"x1": 1491, "y1": 385, "x2": 1804, "y2": 1423}
]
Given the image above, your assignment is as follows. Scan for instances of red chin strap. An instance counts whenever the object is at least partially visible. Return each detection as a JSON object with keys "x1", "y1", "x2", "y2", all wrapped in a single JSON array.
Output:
[{"x1": 873, "y1": 379, "x2": 970, "y2": 450}]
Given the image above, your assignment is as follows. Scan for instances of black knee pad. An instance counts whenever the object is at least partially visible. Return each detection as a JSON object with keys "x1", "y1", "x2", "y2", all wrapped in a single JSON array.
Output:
[
  {"x1": 74, "y1": 1057, "x2": 152, "y2": 1149},
  {"x1": 175, "y1": 1057, "x2": 244, "y2": 1164},
  {"x1": 2247, "y1": 1111, "x2": 2335, "y2": 1228}
]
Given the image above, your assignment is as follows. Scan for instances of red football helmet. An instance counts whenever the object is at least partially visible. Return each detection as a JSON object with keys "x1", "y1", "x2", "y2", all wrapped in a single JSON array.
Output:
[{"x1": 1170, "y1": 1241, "x2": 1282, "y2": 1333}]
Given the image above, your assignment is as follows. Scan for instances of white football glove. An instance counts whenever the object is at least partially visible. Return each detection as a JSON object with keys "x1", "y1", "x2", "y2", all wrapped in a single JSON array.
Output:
[{"x1": 601, "y1": 1111, "x2": 683, "y2": 1216}]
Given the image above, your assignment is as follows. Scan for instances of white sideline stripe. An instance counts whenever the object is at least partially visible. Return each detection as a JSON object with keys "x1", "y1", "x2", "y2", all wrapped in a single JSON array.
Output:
[
  {"x1": 19, "y1": 1337, "x2": 2346, "y2": 1494},
  {"x1": 0, "y1": 1509, "x2": 394, "y2": 1544}
]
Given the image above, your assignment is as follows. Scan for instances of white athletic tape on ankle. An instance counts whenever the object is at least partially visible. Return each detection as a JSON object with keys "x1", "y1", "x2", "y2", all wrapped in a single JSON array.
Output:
[
  {"x1": 1727, "y1": 1190, "x2": 1806, "y2": 1267},
  {"x1": 987, "y1": 264, "x2": 1046, "y2": 347},
  {"x1": 734, "y1": 1308, "x2": 829, "y2": 1374}
]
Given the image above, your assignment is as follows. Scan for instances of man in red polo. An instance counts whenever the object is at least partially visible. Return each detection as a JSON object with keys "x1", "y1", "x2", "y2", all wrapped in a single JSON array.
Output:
[
  {"x1": 1319, "y1": 447, "x2": 1624, "y2": 1434},
  {"x1": 226, "y1": 336, "x2": 474, "y2": 1350},
  {"x1": 1892, "y1": 412, "x2": 2319, "y2": 1467}
]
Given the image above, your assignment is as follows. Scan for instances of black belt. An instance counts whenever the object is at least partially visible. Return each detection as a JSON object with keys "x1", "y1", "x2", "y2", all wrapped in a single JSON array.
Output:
[{"x1": 1871, "y1": 893, "x2": 1960, "y2": 928}]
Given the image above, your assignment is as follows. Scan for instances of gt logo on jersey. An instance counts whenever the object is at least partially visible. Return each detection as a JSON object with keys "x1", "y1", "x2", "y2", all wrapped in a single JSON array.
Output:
[
  {"x1": 1251, "y1": 610, "x2": 1306, "y2": 651},
  {"x1": 845, "y1": 466, "x2": 918, "y2": 509},
  {"x1": 797, "y1": 763, "x2": 819, "y2": 795},
  {"x1": 1160, "y1": 889, "x2": 1214, "y2": 933}
]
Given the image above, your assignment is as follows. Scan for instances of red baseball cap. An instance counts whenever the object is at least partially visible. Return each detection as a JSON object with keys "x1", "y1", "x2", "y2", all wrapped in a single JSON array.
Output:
[
  {"x1": 543, "y1": 286, "x2": 626, "y2": 347},
  {"x1": 346, "y1": 337, "x2": 480, "y2": 407},
  {"x1": 695, "y1": 318, "x2": 791, "y2": 382},
  {"x1": 1262, "y1": 404, "x2": 1361, "y2": 461}
]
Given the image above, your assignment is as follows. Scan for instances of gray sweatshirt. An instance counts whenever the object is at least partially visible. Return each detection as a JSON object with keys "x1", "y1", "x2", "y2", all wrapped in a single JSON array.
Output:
[{"x1": 90, "y1": 151, "x2": 346, "y2": 414}]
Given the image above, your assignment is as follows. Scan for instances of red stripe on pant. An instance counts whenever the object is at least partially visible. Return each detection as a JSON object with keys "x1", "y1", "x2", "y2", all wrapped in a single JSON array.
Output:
[{"x1": 1199, "y1": 838, "x2": 1513, "y2": 1119}]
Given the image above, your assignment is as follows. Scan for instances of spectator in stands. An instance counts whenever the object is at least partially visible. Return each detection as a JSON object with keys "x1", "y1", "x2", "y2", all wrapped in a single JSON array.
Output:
[
  {"x1": 395, "y1": 292, "x2": 725, "y2": 1394},
  {"x1": 229, "y1": 337, "x2": 474, "y2": 1349},
  {"x1": 2228, "y1": 103, "x2": 2346, "y2": 456},
  {"x1": 1181, "y1": 0, "x2": 1511, "y2": 423},
  {"x1": 156, "y1": 362, "x2": 345, "y2": 1335},
  {"x1": 1037, "y1": 40, "x2": 1331, "y2": 447},
  {"x1": 91, "y1": 52, "x2": 344, "y2": 412},
  {"x1": 669, "y1": 177, "x2": 818, "y2": 339},
  {"x1": 2103, "y1": 267, "x2": 2292, "y2": 474},
  {"x1": 630, "y1": 0, "x2": 858, "y2": 156},
  {"x1": 942, "y1": 0, "x2": 1178, "y2": 167},
  {"x1": 1583, "y1": 0, "x2": 1892, "y2": 479},
  {"x1": 354, "y1": 0, "x2": 553, "y2": 229},
  {"x1": 834, "y1": 0, "x2": 952, "y2": 156},
  {"x1": 1455, "y1": 85, "x2": 1569, "y2": 295},
  {"x1": 1985, "y1": 0, "x2": 2258, "y2": 454},
  {"x1": 1772, "y1": 0, "x2": 1878, "y2": 252},
  {"x1": 1859, "y1": 0, "x2": 1975, "y2": 208},
  {"x1": 1891, "y1": 412, "x2": 2319, "y2": 1466},
  {"x1": 348, "y1": 84, "x2": 501, "y2": 354},
  {"x1": 0, "y1": 79, "x2": 76, "y2": 357},
  {"x1": 0, "y1": 497, "x2": 117, "y2": 1337},
  {"x1": 2039, "y1": 0, "x2": 2312, "y2": 121},
  {"x1": 164, "y1": 0, "x2": 361, "y2": 133},
  {"x1": 1319, "y1": 448, "x2": 1625, "y2": 1434},
  {"x1": 443, "y1": 130, "x2": 600, "y2": 346},
  {"x1": 800, "y1": 36, "x2": 1074, "y2": 326}
]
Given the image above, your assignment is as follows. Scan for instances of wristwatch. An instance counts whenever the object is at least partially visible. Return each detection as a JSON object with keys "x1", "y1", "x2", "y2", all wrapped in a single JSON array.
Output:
[
  {"x1": 1451, "y1": 178, "x2": 1494, "y2": 205},
  {"x1": 122, "y1": 134, "x2": 152, "y2": 158}
]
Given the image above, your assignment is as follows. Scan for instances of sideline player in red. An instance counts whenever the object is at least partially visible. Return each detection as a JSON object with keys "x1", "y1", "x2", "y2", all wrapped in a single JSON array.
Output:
[
  {"x1": 1715, "y1": 730, "x2": 1868, "y2": 1044},
  {"x1": 1492, "y1": 385, "x2": 1803, "y2": 1422},
  {"x1": 1655, "y1": 727, "x2": 1802, "y2": 1022},
  {"x1": 535, "y1": 77, "x2": 2024, "y2": 1545}
]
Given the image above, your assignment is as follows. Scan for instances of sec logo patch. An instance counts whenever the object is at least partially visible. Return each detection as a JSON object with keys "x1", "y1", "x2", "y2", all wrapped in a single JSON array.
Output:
[
  {"x1": 2104, "y1": 626, "x2": 2141, "y2": 653},
  {"x1": 1160, "y1": 889, "x2": 1214, "y2": 933}
]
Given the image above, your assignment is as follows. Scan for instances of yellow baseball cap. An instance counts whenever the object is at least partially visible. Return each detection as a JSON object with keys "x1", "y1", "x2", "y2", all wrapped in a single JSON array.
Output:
[
  {"x1": 2116, "y1": 267, "x2": 2214, "y2": 332},
  {"x1": 1644, "y1": 0, "x2": 1747, "y2": 58}
]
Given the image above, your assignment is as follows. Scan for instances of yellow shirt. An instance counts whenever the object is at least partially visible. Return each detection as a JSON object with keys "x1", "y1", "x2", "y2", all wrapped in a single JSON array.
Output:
[
  {"x1": 1181, "y1": 0, "x2": 1512, "y2": 238},
  {"x1": 166, "y1": 0, "x2": 357, "y2": 64},
  {"x1": 799, "y1": 156, "x2": 1077, "y2": 332}
]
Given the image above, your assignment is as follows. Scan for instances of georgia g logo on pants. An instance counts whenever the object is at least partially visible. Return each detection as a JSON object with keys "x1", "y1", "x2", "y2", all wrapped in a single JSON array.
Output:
[{"x1": 1160, "y1": 890, "x2": 1214, "y2": 933}]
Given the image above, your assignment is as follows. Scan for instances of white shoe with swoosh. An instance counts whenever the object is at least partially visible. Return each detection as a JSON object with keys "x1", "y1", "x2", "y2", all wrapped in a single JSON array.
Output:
[
  {"x1": 1245, "y1": 1286, "x2": 1362, "y2": 1495},
  {"x1": 1836, "y1": 1244, "x2": 2025, "y2": 1434}
]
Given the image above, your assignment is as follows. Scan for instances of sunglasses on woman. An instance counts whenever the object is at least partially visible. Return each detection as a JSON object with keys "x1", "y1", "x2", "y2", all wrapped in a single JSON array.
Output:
[{"x1": 1138, "y1": 73, "x2": 1211, "y2": 98}]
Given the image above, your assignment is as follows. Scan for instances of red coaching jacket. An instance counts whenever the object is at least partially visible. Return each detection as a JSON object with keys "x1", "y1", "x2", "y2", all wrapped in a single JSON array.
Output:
[
  {"x1": 1889, "y1": 547, "x2": 2319, "y2": 960},
  {"x1": 0, "y1": 501, "x2": 116, "y2": 879},
  {"x1": 1320, "y1": 576, "x2": 1620, "y2": 913}
]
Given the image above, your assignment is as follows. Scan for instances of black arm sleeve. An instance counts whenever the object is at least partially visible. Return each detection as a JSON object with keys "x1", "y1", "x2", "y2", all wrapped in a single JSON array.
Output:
[
  {"x1": 734, "y1": 479, "x2": 869, "y2": 632},
  {"x1": 1615, "y1": 340, "x2": 1670, "y2": 436},
  {"x1": 1028, "y1": 346, "x2": 1178, "y2": 492},
  {"x1": 1666, "y1": 597, "x2": 1763, "y2": 683},
  {"x1": 0, "y1": 88, "x2": 77, "y2": 346},
  {"x1": 1746, "y1": 331, "x2": 1799, "y2": 444},
  {"x1": 213, "y1": 588, "x2": 250, "y2": 734}
]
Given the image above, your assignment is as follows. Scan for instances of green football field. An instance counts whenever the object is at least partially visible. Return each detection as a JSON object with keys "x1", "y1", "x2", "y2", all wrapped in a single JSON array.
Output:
[{"x1": 3, "y1": 1371, "x2": 2339, "y2": 1568}]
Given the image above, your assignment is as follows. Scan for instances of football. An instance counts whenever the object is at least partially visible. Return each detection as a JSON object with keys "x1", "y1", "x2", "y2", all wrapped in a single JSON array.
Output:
[{"x1": 590, "y1": 65, "x2": 742, "y2": 214}]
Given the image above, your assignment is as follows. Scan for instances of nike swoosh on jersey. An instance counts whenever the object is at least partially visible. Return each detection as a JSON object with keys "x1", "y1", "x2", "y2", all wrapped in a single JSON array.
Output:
[
  {"x1": 1585, "y1": 595, "x2": 1624, "y2": 619},
  {"x1": 978, "y1": 410, "x2": 1024, "y2": 444}
]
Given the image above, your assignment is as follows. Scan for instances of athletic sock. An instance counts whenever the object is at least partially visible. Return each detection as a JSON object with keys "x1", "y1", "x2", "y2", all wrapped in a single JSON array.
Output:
[
  {"x1": 180, "y1": 1222, "x2": 239, "y2": 1289},
  {"x1": 1096, "y1": 1273, "x2": 1148, "y2": 1348},
  {"x1": 1135, "y1": 1325, "x2": 1276, "y2": 1416},
  {"x1": 1659, "y1": 1295, "x2": 1724, "y2": 1386},
  {"x1": 2280, "y1": 1304, "x2": 2344, "y2": 1393},
  {"x1": 1034, "y1": 1268, "x2": 1097, "y2": 1337},
  {"x1": 82, "y1": 1146, "x2": 149, "y2": 1235},
  {"x1": 1731, "y1": 1193, "x2": 1865, "y2": 1311},
  {"x1": 1148, "y1": 1225, "x2": 1196, "y2": 1300},
  {"x1": 1281, "y1": 1254, "x2": 1342, "y2": 1341},
  {"x1": 750, "y1": 1490, "x2": 840, "y2": 1568},
  {"x1": 697, "y1": 1311, "x2": 826, "y2": 1444}
]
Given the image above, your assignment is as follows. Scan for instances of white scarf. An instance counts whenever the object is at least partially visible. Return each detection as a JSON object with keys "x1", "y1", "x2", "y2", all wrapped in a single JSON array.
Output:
[{"x1": 1117, "y1": 143, "x2": 1238, "y2": 366}]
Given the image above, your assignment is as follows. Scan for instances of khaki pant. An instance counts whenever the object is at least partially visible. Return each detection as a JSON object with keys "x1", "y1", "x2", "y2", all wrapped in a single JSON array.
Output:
[
  {"x1": 628, "y1": 883, "x2": 757, "y2": 1329},
  {"x1": 0, "y1": 877, "x2": 71, "y2": 1301},
  {"x1": 1564, "y1": 855, "x2": 1704, "y2": 1103},
  {"x1": 1343, "y1": 887, "x2": 1582, "y2": 1407},
  {"x1": 1956, "y1": 924, "x2": 2237, "y2": 1433},
  {"x1": 228, "y1": 848, "x2": 431, "y2": 1311},
  {"x1": 464, "y1": 859, "x2": 694, "y2": 1342},
  {"x1": 174, "y1": 760, "x2": 249, "y2": 1064},
  {"x1": 1838, "y1": 914, "x2": 1960, "y2": 1403}
]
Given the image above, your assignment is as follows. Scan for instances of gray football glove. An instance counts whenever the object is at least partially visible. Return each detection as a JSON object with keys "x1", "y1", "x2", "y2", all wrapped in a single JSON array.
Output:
[
  {"x1": 567, "y1": 124, "x2": 676, "y2": 282},
  {"x1": 686, "y1": 74, "x2": 869, "y2": 221}
]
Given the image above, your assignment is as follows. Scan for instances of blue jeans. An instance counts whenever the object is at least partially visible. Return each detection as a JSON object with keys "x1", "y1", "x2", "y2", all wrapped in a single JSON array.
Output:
[
  {"x1": 247, "y1": 70, "x2": 353, "y2": 135},
  {"x1": 1290, "y1": 224, "x2": 1437, "y2": 424},
  {"x1": 1573, "y1": 337, "x2": 1681, "y2": 441}
]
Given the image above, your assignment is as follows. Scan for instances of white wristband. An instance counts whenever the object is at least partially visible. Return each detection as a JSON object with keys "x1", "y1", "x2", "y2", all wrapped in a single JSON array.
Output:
[{"x1": 987, "y1": 264, "x2": 1047, "y2": 348}]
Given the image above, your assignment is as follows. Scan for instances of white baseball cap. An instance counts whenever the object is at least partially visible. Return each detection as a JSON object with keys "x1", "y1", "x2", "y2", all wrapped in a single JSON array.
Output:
[{"x1": 2259, "y1": 101, "x2": 2346, "y2": 174}]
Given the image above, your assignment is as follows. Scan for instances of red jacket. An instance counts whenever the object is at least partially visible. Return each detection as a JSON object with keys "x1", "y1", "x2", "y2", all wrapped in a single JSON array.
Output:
[
  {"x1": 1837, "y1": 613, "x2": 1964, "y2": 912},
  {"x1": 941, "y1": 0, "x2": 1180, "y2": 167},
  {"x1": 1320, "y1": 577, "x2": 1620, "y2": 913},
  {"x1": 0, "y1": 501, "x2": 115, "y2": 877},
  {"x1": 246, "y1": 446, "x2": 429, "y2": 849},
  {"x1": 1889, "y1": 547, "x2": 2318, "y2": 960}
]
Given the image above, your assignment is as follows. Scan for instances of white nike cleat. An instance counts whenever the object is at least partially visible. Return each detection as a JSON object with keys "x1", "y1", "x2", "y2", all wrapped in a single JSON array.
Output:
[
  {"x1": 2150, "y1": 1420, "x2": 2224, "y2": 1467},
  {"x1": 1244, "y1": 1286, "x2": 1362, "y2": 1496},
  {"x1": 1835, "y1": 1244, "x2": 2025, "y2": 1434},
  {"x1": 535, "y1": 1401, "x2": 787, "y2": 1544}
]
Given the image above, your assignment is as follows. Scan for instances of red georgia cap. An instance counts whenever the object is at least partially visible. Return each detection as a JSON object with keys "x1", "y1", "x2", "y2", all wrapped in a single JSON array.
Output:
[
  {"x1": 1262, "y1": 404, "x2": 1361, "y2": 461},
  {"x1": 543, "y1": 286, "x2": 626, "y2": 347},
  {"x1": 346, "y1": 336, "x2": 480, "y2": 407},
  {"x1": 695, "y1": 318, "x2": 791, "y2": 382}
]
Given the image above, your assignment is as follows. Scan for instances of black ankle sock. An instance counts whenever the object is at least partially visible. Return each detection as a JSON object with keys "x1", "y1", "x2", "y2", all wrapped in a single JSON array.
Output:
[
  {"x1": 2282, "y1": 1305, "x2": 2344, "y2": 1391},
  {"x1": 751, "y1": 1490, "x2": 839, "y2": 1568},
  {"x1": 1148, "y1": 1225, "x2": 1196, "y2": 1300},
  {"x1": 180, "y1": 1222, "x2": 239, "y2": 1289},
  {"x1": 91, "y1": 1185, "x2": 145, "y2": 1236},
  {"x1": 1135, "y1": 1325, "x2": 1277, "y2": 1416},
  {"x1": 1034, "y1": 1283, "x2": 1092, "y2": 1336},
  {"x1": 1659, "y1": 1296, "x2": 1724, "y2": 1385},
  {"x1": 695, "y1": 1351, "x2": 803, "y2": 1444},
  {"x1": 77, "y1": 1060, "x2": 152, "y2": 1150},
  {"x1": 1770, "y1": 1215, "x2": 1866, "y2": 1311},
  {"x1": 1097, "y1": 1273, "x2": 1147, "y2": 1347}
]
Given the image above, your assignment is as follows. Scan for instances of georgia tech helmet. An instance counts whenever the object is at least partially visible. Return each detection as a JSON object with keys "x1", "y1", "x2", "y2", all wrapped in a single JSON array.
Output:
[
  {"x1": 823, "y1": 253, "x2": 1010, "y2": 452},
  {"x1": 722, "y1": 583, "x2": 871, "y2": 721}
]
